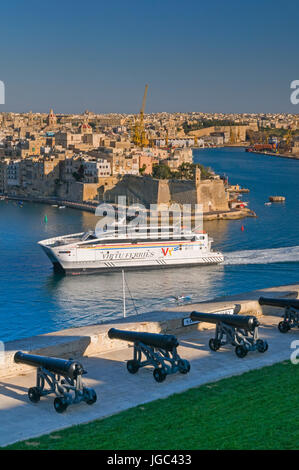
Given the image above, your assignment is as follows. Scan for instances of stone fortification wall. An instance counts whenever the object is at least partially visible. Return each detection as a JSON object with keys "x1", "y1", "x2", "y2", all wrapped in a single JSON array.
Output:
[
  {"x1": 104, "y1": 175, "x2": 160, "y2": 207},
  {"x1": 103, "y1": 175, "x2": 229, "y2": 211},
  {"x1": 167, "y1": 180, "x2": 197, "y2": 205},
  {"x1": 197, "y1": 179, "x2": 229, "y2": 212}
]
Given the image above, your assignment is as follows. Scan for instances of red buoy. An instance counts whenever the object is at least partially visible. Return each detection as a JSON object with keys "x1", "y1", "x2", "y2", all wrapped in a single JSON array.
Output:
[{"x1": 241, "y1": 225, "x2": 244, "y2": 231}]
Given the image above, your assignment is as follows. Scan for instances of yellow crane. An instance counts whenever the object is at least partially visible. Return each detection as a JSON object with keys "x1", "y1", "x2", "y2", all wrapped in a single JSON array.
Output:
[
  {"x1": 165, "y1": 128, "x2": 169, "y2": 147},
  {"x1": 132, "y1": 84, "x2": 149, "y2": 147}
]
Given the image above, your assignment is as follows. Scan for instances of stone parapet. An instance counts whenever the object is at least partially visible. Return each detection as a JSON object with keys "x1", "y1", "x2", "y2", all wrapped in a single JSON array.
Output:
[{"x1": 1, "y1": 283, "x2": 298, "y2": 378}]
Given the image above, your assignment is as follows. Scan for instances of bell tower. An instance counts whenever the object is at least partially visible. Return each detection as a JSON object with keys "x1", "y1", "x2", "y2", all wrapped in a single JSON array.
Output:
[
  {"x1": 195, "y1": 166, "x2": 201, "y2": 187},
  {"x1": 47, "y1": 108, "x2": 57, "y2": 127}
]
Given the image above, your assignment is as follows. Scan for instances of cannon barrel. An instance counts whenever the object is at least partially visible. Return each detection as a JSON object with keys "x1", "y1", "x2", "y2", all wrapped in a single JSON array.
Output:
[
  {"x1": 259, "y1": 297, "x2": 299, "y2": 309},
  {"x1": 190, "y1": 312, "x2": 259, "y2": 330},
  {"x1": 14, "y1": 352, "x2": 84, "y2": 380},
  {"x1": 108, "y1": 328, "x2": 179, "y2": 351}
]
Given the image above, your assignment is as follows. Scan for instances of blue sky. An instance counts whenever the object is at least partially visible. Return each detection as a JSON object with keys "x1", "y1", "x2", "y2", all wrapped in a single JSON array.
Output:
[{"x1": 1, "y1": 0, "x2": 299, "y2": 114}]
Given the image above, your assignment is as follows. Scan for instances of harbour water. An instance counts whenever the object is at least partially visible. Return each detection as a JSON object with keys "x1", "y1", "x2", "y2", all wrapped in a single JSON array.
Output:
[{"x1": 0, "y1": 147, "x2": 298, "y2": 342}]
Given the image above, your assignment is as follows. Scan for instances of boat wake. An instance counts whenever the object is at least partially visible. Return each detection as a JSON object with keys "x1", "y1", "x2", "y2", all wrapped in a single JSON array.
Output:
[{"x1": 224, "y1": 246, "x2": 299, "y2": 265}]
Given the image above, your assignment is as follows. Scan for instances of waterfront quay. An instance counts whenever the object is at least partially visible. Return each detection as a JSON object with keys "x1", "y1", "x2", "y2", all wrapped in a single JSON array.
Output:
[
  {"x1": 0, "y1": 283, "x2": 297, "y2": 447},
  {"x1": 246, "y1": 150, "x2": 299, "y2": 161},
  {"x1": 5, "y1": 194, "x2": 255, "y2": 221},
  {"x1": 6, "y1": 195, "x2": 97, "y2": 213}
]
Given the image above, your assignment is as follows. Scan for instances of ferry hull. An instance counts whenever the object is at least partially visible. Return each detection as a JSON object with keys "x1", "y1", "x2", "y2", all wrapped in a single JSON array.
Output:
[
  {"x1": 38, "y1": 231, "x2": 224, "y2": 275},
  {"x1": 51, "y1": 256, "x2": 224, "y2": 275}
]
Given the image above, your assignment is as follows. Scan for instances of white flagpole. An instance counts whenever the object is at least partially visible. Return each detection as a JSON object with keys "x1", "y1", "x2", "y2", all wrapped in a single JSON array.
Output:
[{"x1": 122, "y1": 269, "x2": 126, "y2": 318}]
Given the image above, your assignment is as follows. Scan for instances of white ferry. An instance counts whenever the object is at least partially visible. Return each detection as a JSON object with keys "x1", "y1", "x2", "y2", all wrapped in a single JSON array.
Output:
[{"x1": 38, "y1": 225, "x2": 224, "y2": 275}]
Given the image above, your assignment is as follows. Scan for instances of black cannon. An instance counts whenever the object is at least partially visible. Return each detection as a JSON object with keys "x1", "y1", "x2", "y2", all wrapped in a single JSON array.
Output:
[
  {"x1": 14, "y1": 352, "x2": 97, "y2": 413},
  {"x1": 108, "y1": 328, "x2": 190, "y2": 382},
  {"x1": 259, "y1": 297, "x2": 299, "y2": 333},
  {"x1": 190, "y1": 311, "x2": 268, "y2": 358}
]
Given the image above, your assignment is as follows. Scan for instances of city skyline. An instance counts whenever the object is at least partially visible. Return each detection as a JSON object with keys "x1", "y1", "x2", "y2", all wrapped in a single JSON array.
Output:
[{"x1": 1, "y1": 0, "x2": 299, "y2": 114}]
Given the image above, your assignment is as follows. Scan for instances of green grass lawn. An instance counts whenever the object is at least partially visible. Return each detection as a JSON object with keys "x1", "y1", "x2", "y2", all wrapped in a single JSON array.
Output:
[{"x1": 5, "y1": 361, "x2": 299, "y2": 450}]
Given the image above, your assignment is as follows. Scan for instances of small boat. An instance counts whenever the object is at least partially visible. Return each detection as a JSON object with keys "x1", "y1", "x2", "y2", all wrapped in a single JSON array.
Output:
[
  {"x1": 230, "y1": 201, "x2": 249, "y2": 209},
  {"x1": 269, "y1": 196, "x2": 285, "y2": 203},
  {"x1": 52, "y1": 204, "x2": 58, "y2": 208},
  {"x1": 264, "y1": 202, "x2": 272, "y2": 206},
  {"x1": 58, "y1": 206, "x2": 66, "y2": 209},
  {"x1": 171, "y1": 294, "x2": 193, "y2": 304}
]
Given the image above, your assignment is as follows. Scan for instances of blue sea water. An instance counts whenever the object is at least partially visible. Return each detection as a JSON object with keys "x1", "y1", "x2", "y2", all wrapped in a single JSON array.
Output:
[{"x1": 0, "y1": 147, "x2": 298, "y2": 342}]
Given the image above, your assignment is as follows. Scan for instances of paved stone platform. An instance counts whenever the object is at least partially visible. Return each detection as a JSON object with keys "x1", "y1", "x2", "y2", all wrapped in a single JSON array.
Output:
[{"x1": 0, "y1": 315, "x2": 296, "y2": 447}]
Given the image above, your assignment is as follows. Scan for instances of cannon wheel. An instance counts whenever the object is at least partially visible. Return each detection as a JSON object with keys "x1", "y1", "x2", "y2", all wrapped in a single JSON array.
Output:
[
  {"x1": 54, "y1": 397, "x2": 68, "y2": 413},
  {"x1": 127, "y1": 360, "x2": 140, "y2": 374},
  {"x1": 83, "y1": 388, "x2": 97, "y2": 405},
  {"x1": 256, "y1": 339, "x2": 268, "y2": 353},
  {"x1": 209, "y1": 338, "x2": 221, "y2": 351},
  {"x1": 235, "y1": 345, "x2": 248, "y2": 358},
  {"x1": 153, "y1": 368, "x2": 167, "y2": 383},
  {"x1": 178, "y1": 359, "x2": 191, "y2": 374},
  {"x1": 278, "y1": 321, "x2": 290, "y2": 333},
  {"x1": 28, "y1": 387, "x2": 41, "y2": 403}
]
